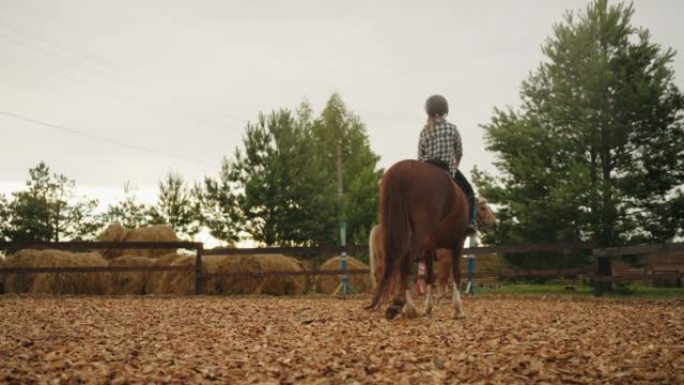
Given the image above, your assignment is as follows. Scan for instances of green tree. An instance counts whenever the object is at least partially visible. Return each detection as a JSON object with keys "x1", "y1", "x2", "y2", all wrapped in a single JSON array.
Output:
[
  {"x1": 195, "y1": 164, "x2": 242, "y2": 246},
  {"x1": 475, "y1": 0, "x2": 684, "y2": 267},
  {"x1": 228, "y1": 107, "x2": 336, "y2": 246},
  {"x1": 148, "y1": 173, "x2": 201, "y2": 239},
  {"x1": 1, "y1": 162, "x2": 101, "y2": 242},
  {"x1": 201, "y1": 95, "x2": 381, "y2": 247},
  {"x1": 102, "y1": 183, "x2": 150, "y2": 229},
  {"x1": 0, "y1": 194, "x2": 9, "y2": 242},
  {"x1": 312, "y1": 94, "x2": 382, "y2": 245}
]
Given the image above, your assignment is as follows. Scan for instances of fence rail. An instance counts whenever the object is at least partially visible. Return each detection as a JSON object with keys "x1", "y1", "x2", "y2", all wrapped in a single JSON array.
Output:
[
  {"x1": 1, "y1": 240, "x2": 682, "y2": 295},
  {"x1": 0, "y1": 241, "x2": 202, "y2": 250}
]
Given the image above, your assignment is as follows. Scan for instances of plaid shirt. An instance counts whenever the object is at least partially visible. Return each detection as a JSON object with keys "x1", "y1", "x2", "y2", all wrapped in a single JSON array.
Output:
[{"x1": 417, "y1": 119, "x2": 462, "y2": 177}]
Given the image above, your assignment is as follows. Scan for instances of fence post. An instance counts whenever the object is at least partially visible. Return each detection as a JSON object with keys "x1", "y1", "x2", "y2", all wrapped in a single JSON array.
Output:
[
  {"x1": 195, "y1": 244, "x2": 204, "y2": 295},
  {"x1": 592, "y1": 248, "x2": 613, "y2": 296},
  {"x1": 465, "y1": 236, "x2": 477, "y2": 295}
]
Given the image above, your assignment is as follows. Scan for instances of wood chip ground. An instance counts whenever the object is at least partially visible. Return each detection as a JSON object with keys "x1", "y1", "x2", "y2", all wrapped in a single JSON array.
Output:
[{"x1": 0, "y1": 295, "x2": 682, "y2": 384}]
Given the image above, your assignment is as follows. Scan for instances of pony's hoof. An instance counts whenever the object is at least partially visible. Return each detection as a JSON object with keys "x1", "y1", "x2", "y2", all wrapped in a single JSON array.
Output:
[
  {"x1": 425, "y1": 306, "x2": 433, "y2": 316},
  {"x1": 403, "y1": 305, "x2": 418, "y2": 319},
  {"x1": 385, "y1": 305, "x2": 402, "y2": 320},
  {"x1": 453, "y1": 312, "x2": 466, "y2": 320}
]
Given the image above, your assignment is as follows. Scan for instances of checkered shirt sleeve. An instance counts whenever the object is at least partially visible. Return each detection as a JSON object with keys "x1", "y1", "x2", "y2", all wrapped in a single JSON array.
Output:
[{"x1": 417, "y1": 120, "x2": 463, "y2": 177}]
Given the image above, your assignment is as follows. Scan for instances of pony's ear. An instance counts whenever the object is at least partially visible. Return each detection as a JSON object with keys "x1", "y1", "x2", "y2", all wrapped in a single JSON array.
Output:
[{"x1": 478, "y1": 198, "x2": 488, "y2": 205}]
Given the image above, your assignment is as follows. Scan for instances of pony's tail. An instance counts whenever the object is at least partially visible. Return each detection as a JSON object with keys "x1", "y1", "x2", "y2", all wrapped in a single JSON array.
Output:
[{"x1": 369, "y1": 169, "x2": 412, "y2": 310}]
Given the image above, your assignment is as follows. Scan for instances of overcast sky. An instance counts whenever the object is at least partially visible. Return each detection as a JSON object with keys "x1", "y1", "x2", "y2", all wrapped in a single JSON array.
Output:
[{"x1": 1, "y1": 0, "x2": 683, "y2": 207}]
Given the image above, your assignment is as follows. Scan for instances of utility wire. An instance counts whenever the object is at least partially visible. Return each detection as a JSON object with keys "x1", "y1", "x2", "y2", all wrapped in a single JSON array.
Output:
[
  {"x1": 0, "y1": 109, "x2": 216, "y2": 168},
  {"x1": 0, "y1": 21, "x2": 244, "y2": 124}
]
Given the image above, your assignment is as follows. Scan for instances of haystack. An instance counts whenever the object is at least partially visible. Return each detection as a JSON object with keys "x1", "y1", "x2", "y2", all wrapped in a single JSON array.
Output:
[
  {"x1": 297, "y1": 258, "x2": 317, "y2": 293},
  {"x1": 435, "y1": 251, "x2": 503, "y2": 287},
  {"x1": 145, "y1": 254, "x2": 234, "y2": 295},
  {"x1": 2, "y1": 249, "x2": 109, "y2": 294},
  {"x1": 145, "y1": 253, "x2": 191, "y2": 294},
  {"x1": 254, "y1": 254, "x2": 306, "y2": 295},
  {"x1": 108, "y1": 255, "x2": 156, "y2": 295},
  {"x1": 317, "y1": 256, "x2": 372, "y2": 294},
  {"x1": 214, "y1": 255, "x2": 262, "y2": 295},
  {"x1": 2, "y1": 250, "x2": 43, "y2": 293},
  {"x1": 98, "y1": 223, "x2": 180, "y2": 259},
  {"x1": 143, "y1": 253, "x2": 306, "y2": 296}
]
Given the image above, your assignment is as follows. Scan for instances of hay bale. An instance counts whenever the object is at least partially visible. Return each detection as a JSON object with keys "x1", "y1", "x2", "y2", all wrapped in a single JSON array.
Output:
[
  {"x1": 1, "y1": 249, "x2": 109, "y2": 294},
  {"x1": 145, "y1": 253, "x2": 189, "y2": 294},
  {"x1": 98, "y1": 223, "x2": 180, "y2": 259},
  {"x1": 145, "y1": 254, "x2": 228, "y2": 295},
  {"x1": 108, "y1": 256, "x2": 155, "y2": 295},
  {"x1": 215, "y1": 255, "x2": 262, "y2": 295},
  {"x1": 297, "y1": 258, "x2": 317, "y2": 293},
  {"x1": 144, "y1": 254, "x2": 306, "y2": 296},
  {"x1": 254, "y1": 254, "x2": 306, "y2": 295},
  {"x1": 2, "y1": 250, "x2": 44, "y2": 293},
  {"x1": 317, "y1": 256, "x2": 372, "y2": 294}
]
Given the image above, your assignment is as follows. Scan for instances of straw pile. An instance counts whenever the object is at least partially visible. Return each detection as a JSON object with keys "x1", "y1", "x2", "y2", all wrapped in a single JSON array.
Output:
[
  {"x1": 145, "y1": 254, "x2": 194, "y2": 295},
  {"x1": 253, "y1": 254, "x2": 306, "y2": 296},
  {"x1": 213, "y1": 255, "x2": 262, "y2": 295},
  {"x1": 297, "y1": 258, "x2": 317, "y2": 294},
  {"x1": 98, "y1": 223, "x2": 180, "y2": 259},
  {"x1": 145, "y1": 254, "x2": 266, "y2": 295},
  {"x1": 317, "y1": 256, "x2": 372, "y2": 294},
  {"x1": 108, "y1": 256, "x2": 156, "y2": 295},
  {"x1": 1, "y1": 249, "x2": 109, "y2": 294},
  {"x1": 434, "y1": 250, "x2": 505, "y2": 287}
]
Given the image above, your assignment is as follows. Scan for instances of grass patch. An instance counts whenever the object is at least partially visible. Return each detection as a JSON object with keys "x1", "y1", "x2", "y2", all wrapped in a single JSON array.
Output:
[{"x1": 471, "y1": 283, "x2": 684, "y2": 298}]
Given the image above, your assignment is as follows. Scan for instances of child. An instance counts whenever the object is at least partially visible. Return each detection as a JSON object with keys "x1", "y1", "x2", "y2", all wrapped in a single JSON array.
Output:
[{"x1": 418, "y1": 94, "x2": 478, "y2": 235}]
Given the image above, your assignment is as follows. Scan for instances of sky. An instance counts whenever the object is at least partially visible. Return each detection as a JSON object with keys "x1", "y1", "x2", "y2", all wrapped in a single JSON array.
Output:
[{"x1": 1, "y1": 0, "x2": 683, "y2": 210}]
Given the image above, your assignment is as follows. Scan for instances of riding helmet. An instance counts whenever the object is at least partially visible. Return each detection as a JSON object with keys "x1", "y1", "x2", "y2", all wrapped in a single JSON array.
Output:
[{"x1": 425, "y1": 94, "x2": 449, "y2": 117}]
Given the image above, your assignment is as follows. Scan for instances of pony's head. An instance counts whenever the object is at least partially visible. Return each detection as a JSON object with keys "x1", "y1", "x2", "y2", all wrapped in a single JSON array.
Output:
[{"x1": 477, "y1": 198, "x2": 498, "y2": 232}]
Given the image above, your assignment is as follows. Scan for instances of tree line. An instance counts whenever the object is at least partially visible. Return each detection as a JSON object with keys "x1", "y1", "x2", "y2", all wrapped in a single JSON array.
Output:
[{"x1": 0, "y1": 94, "x2": 381, "y2": 247}]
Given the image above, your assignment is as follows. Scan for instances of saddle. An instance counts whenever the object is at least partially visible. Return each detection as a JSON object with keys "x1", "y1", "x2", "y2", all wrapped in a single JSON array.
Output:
[
  {"x1": 424, "y1": 158, "x2": 450, "y2": 174},
  {"x1": 423, "y1": 159, "x2": 470, "y2": 198}
]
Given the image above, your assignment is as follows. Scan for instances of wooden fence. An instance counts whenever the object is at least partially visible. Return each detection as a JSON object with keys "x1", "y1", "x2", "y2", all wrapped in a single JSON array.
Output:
[{"x1": 0, "y1": 241, "x2": 682, "y2": 295}]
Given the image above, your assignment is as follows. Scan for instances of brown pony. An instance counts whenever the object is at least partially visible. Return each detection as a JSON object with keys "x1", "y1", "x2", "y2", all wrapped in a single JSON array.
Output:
[
  {"x1": 369, "y1": 160, "x2": 497, "y2": 319},
  {"x1": 368, "y1": 201, "x2": 496, "y2": 296}
]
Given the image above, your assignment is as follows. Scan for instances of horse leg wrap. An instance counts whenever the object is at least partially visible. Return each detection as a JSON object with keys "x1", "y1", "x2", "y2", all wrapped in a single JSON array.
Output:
[
  {"x1": 403, "y1": 289, "x2": 418, "y2": 319},
  {"x1": 424, "y1": 285, "x2": 433, "y2": 315}
]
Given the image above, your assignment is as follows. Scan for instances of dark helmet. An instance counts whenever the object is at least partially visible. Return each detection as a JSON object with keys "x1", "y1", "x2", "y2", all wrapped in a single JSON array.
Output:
[{"x1": 425, "y1": 94, "x2": 449, "y2": 117}]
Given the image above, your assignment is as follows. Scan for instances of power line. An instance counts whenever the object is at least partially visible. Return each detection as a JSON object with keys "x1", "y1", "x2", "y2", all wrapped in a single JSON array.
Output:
[
  {"x1": 0, "y1": 21, "x2": 245, "y2": 124},
  {"x1": 0, "y1": 109, "x2": 216, "y2": 168},
  {"x1": 0, "y1": 39, "x2": 237, "y2": 130}
]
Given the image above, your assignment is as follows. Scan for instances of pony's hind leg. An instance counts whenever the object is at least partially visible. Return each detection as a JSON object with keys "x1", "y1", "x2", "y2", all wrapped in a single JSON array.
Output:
[
  {"x1": 385, "y1": 295, "x2": 405, "y2": 320},
  {"x1": 385, "y1": 279, "x2": 417, "y2": 319},
  {"x1": 403, "y1": 287, "x2": 418, "y2": 319},
  {"x1": 451, "y1": 244, "x2": 466, "y2": 319},
  {"x1": 385, "y1": 262, "x2": 409, "y2": 320},
  {"x1": 402, "y1": 241, "x2": 429, "y2": 319},
  {"x1": 424, "y1": 250, "x2": 436, "y2": 315}
]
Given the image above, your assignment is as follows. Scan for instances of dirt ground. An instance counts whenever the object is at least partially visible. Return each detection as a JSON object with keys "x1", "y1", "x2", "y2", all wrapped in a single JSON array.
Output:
[{"x1": 0, "y1": 295, "x2": 682, "y2": 385}]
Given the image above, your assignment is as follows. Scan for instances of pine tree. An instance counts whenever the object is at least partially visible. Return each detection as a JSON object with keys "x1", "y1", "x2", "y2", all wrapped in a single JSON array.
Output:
[
  {"x1": 475, "y1": 0, "x2": 684, "y2": 268},
  {"x1": 102, "y1": 182, "x2": 150, "y2": 229},
  {"x1": 312, "y1": 94, "x2": 381, "y2": 245},
  {"x1": 148, "y1": 173, "x2": 201, "y2": 239},
  {"x1": 1, "y1": 162, "x2": 101, "y2": 242}
]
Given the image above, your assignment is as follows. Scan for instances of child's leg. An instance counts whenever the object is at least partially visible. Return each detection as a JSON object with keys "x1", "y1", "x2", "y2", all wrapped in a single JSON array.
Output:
[{"x1": 453, "y1": 170, "x2": 478, "y2": 234}]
